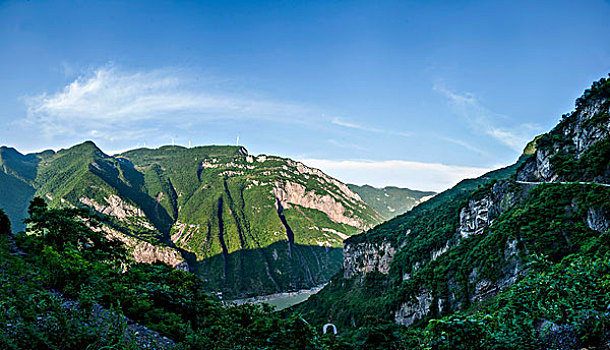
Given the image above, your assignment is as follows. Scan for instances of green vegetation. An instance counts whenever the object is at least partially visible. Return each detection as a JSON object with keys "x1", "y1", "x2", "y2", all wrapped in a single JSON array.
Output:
[
  {"x1": 550, "y1": 137, "x2": 610, "y2": 181},
  {"x1": 0, "y1": 147, "x2": 40, "y2": 231},
  {"x1": 532, "y1": 75, "x2": 610, "y2": 184},
  {"x1": 522, "y1": 134, "x2": 542, "y2": 155},
  {"x1": 1, "y1": 199, "x2": 349, "y2": 349},
  {"x1": 576, "y1": 74, "x2": 610, "y2": 110},
  {"x1": 422, "y1": 254, "x2": 610, "y2": 349},
  {"x1": 292, "y1": 75, "x2": 610, "y2": 348},
  {"x1": 297, "y1": 177, "x2": 610, "y2": 348},
  {"x1": 117, "y1": 145, "x2": 382, "y2": 296},
  {"x1": 0, "y1": 142, "x2": 384, "y2": 297},
  {"x1": 292, "y1": 161, "x2": 527, "y2": 330},
  {"x1": 2, "y1": 75, "x2": 610, "y2": 349}
]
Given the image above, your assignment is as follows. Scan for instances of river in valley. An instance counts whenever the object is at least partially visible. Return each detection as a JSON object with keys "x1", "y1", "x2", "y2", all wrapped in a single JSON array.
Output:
[{"x1": 227, "y1": 284, "x2": 326, "y2": 311}]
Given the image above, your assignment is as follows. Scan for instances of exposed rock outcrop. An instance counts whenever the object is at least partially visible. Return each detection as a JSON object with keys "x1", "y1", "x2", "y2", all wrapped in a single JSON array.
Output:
[
  {"x1": 130, "y1": 240, "x2": 189, "y2": 270},
  {"x1": 273, "y1": 180, "x2": 367, "y2": 229},
  {"x1": 340, "y1": 180, "x2": 527, "y2": 325},
  {"x1": 459, "y1": 197, "x2": 493, "y2": 239},
  {"x1": 518, "y1": 96, "x2": 610, "y2": 182},
  {"x1": 394, "y1": 290, "x2": 433, "y2": 327},
  {"x1": 587, "y1": 207, "x2": 610, "y2": 233},
  {"x1": 286, "y1": 160, "x2": 364, "y2": 204},
  {"x1": 459, "y1": 181, "x2": 519, "y2": 239},
  {"x1": 80, "y1": 195, "x2": 145, "y2": 219},
  {"x1": 389, "y1": 181, "x2": 526, "y2": 323},
  {"x1": 94, "y1": 225, "x2": 187, "y2": 270},
  {"x1": 80, "y1": 195, "x2": 156, "y2": 231},
  {"x1": 343, "y1": 240, "x2": 396, "y2": 279}
]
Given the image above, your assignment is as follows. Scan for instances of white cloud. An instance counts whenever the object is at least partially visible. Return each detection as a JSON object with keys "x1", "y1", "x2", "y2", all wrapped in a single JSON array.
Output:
[
  {"x1": 434, "y1": 82, "x2": 540, "y2": 151},
  {"x1": 24, "y1": 64, "x2": 414, "y2": 147},
  {"x1": 24, "y1": 65, "x2": 316, "y2": 141},
  {"x1": 299, "y1": 158, "x2": 496, "y2": 192}
]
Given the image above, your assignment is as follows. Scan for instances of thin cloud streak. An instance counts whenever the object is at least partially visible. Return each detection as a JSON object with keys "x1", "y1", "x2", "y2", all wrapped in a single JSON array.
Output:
[
  {"x1": 300, "y1": 158, "x2": 496, "y2": 192},
  {"x1": 438, "y1": 135, "x2": 490, "y2": 157},
  {"x1": 330, "y1": 117, "x2": 411, "y2": 137},
  {"x1": 434, "y1": 82, "x2": 540, "y2": 151}
]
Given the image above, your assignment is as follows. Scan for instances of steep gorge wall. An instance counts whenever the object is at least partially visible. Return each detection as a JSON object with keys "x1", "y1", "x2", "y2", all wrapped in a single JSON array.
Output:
[
  {"x1": 517, "y1": 95, "x2": 610, "y2": 183},
  {"x1": 342, "y1": 240, "x2": 397, "y2": 279},
  {"x1": 342, "y1": 178, "x2": 610, "y2": 328},
  {"x1": 92, "y1": 225, "x2": 188, "y2": 270},
  {"x1": 272, "y1": 180, "x2": 367, "y2": 229}
]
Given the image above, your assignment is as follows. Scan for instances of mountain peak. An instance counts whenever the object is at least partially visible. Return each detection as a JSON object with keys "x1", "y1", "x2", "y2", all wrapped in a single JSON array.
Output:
[
  {"x1": 0, "y1": 146, "x2": 24, "y2": 158},
  {"x1": 65, "y1": 140, "x2": 106, "y2": 157},
  {"x1": 77, "y1": 140, "x2": 100, "y2": 149}
]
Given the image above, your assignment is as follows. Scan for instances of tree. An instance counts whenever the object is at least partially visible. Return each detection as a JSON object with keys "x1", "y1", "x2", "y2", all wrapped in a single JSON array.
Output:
[
  {"x1": 0, "y1": 208, "x2": 10, "y2": 234},
  {"x1": 27, "y1": 196, "x2": 47, "y2": 219},
  {"x1": 23, "y1": 198, "x2": 127, "y2": 263}
]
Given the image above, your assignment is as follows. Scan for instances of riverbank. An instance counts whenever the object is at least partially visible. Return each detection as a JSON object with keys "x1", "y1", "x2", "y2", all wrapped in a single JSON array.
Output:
[{"x1": 227, "y1": 284, "x2": 327, "y2": 311}]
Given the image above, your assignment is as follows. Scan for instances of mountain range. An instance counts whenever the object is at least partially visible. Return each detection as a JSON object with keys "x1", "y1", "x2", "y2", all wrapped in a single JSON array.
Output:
[
  {"x1": 0, "y1": 142, "x2": 432, "y2": 297},
  {"x1": 1, "y1": 75, "x2": 610, "y2": 348}
]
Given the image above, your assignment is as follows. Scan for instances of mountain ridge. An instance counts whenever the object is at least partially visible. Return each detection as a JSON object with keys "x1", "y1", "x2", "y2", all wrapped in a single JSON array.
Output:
[
  {"x1": 0, "y1": 141, "x2": 427, "y2": 297},
  {"x1": 292, "y1": 75, "x2": 610, "y2": 348}
]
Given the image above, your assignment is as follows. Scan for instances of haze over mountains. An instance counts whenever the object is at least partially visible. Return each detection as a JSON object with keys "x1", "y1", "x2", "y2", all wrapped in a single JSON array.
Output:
[
  {"x1": 348, "y1": 184, "x2": 436, "y2": 221},
  {"x1": 0, "y1": 141, "x2": 431, "y2": 297}
]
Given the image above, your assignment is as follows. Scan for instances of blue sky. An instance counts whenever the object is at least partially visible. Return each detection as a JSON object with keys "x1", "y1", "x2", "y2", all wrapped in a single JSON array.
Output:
[{"x1": 1, "y1": 0, "x2": 610, "y2": 191}]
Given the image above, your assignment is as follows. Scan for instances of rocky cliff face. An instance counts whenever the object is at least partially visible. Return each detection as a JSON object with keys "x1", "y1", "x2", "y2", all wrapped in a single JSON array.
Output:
[
  {"x1": 80, "y1": 195, "x2": 156, "y2": 231},
  {"x1": 587, "y1": 207, "x2": 610, "y2": 233},
  {"x1": 391, "y1": 181, "x2": 526, "y2": 327},
  {"x1": 394, "y1": 290, "x2": 433, "y2": 326},
  {"x1": 342, "y1": 240, "x2": 397, "y2": 279},
  {"x1": 129, "y1": 239, "x2": 188, "y2": 270},
  {"x1": 337, "y1": 167, "x2": 561, "y2": 329},
  {"x1": 94, "y1": 225, "x2": 187, "y2": 269},
  {"x1": 115, "y1": 146, "x2": 384, "y2": 297},
  {"x1": 294, "y1": 78, "x2": 610, "y2": 345},
  {"x1": 459, "y1": 197, "x2": 493, "y2": 239},
  {"x1": 517, "y1": 94, "x2": 610, "y2": 182},
  {"x1": 339, "y1": 174, "x2": 610, "y2": 329},
  {"x1": 80, "y1": 195, "x2": 145, "y2": 219},
  {"x1": 459, "y1": 181, "x2": 520, "y2": 239},
  {"x1": 466, "y1": 237, "x2": 523, "y2": 303},
  {"x1": 272, "y1": 180, "x2": 368, "y2": 229},
  {"x1": 394, "y1": 253, "x2": 524, "y2": 327},
  {"x1": 79, "y1": 195, "x2": 186, "y2": 268}
]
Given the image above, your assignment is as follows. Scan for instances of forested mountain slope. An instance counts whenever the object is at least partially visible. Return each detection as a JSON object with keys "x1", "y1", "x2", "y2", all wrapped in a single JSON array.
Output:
[
  {"x1": 0, "y1": 142, "x2": 387, "y2": 297},
  {"x1": 294, "y1": 76, "x2": 610, "y2": 349},
  {"x1": 118, "y1": 145, "x2": 382, "y2": 296}
]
